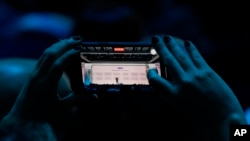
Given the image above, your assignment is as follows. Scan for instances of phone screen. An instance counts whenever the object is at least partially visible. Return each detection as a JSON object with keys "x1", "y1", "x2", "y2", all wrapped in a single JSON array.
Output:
[
  {"x1": 78, "y1": 42, "x2": 165, "y2": 86},
  {"x1": 81, "y1": 62, "x2": 161, "y2": 85}
]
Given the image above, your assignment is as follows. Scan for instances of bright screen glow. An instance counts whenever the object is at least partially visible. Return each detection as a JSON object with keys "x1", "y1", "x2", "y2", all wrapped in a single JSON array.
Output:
[{"x1": 81, "y1": 63, "x2": 161, "y2": 85}]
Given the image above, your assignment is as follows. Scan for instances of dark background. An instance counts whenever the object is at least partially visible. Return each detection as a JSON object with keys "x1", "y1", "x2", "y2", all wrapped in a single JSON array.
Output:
[{"x1": 0, "y1": 0, "x2": 249, "y2": 118}]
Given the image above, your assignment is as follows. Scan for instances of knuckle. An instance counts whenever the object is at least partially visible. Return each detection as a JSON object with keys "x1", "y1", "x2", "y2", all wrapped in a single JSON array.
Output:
[
  {"x1": 181, "y1": 76, "x2": 192, "y2": 84},
  {"x1": 195, "y1": 69, "x2": 214, "y2": 81},
  {"x1": 43, "y1": 48, "x2": 58, "y2": 58},
  {"x1": 181, "y1": 69, "x2": 214, "y2": 84},
  {"x1": 192, "y1": 52, "x2": 201, "y2": 61},
  {"x1": 176, "y1": 54, "x2": 186, "y2": 61},
  {"x1": 194, "y1": 72, "x2": 204, "y2": 81},
  {"x1": 203, "y1": 69, "x2": 214, "y2": 78},
  {"x1": 52, "y1": 60, "x2": 62, "y2": 70},
  {"x1": 62, "y1": 38, "x2": 77, "y2": 46}
]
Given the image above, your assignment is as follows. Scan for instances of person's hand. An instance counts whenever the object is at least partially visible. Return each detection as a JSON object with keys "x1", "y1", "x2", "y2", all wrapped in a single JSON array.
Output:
[
  {"x1": 147, "y1": 35, "x2": 246, "y2": 140},
  {"x1": 0, "y1": 36, "x2": 99, "y2": 141},
  {"x1": 2, "y1": 36, "x2": 85, "y2": 122}
]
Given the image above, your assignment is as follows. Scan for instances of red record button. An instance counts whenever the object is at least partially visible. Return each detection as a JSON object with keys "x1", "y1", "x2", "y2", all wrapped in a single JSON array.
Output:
[{"x1": 114, "y1": 47, "x2": 125, "y2": 52}]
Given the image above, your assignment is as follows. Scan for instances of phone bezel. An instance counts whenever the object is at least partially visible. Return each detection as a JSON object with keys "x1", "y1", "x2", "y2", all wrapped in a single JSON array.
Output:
[{"x1": 67, "y1": 42, "x2": 167, "y2": 94}]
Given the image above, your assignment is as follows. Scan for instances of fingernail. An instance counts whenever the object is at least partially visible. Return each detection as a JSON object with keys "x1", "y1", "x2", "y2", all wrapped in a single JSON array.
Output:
[
  {"x1": 163, "y1": 35, "x2": 170, "y2": 43},
  {"x1": 184, "y1": 40, "x2": 190, "y2": 47},
  {"x1": 147, "y1": 68, "x2": 158, "y2": 74},
  {"x1": 151, "y1": 36, "x2": 159, "y2": 44},
  {"x1": 147, "y1": 68, "x2": 159, "y2": 79},
  {"x1": 73, "y1": 35, "x2": 82, "y2": 41},
  {"x1": 152, "y1": 68, "x2": 158, "y2": 74}
]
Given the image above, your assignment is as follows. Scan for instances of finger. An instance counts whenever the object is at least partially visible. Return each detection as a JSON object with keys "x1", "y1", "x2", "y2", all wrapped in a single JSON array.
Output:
[
  {"x1": 36, "y1": 36, "x2": 82, "y2": 73},
  {"x1": 184, "y1": 40, "x2": 209, "y2": 69},
  {"x1": 163, "y1": 35, "x2": 195, "y2": 71},
  {"x1": 147, "y1": 69, "x2": 175, "y2": 95},
  {"x1": 47, "y1": 49, "x2": 80, "y2": 87},
  {"x1": 151, "y1": 36, "x2": 185, "y2": 80},
  {"x1": 58, "y1": 93, "x2": 77, "y2": 107}
]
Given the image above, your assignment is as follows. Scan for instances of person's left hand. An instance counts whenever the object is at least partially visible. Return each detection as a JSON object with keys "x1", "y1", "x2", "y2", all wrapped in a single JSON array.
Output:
[{"x1": 3, "y1": 36, "x2": 86, "y2": 122}]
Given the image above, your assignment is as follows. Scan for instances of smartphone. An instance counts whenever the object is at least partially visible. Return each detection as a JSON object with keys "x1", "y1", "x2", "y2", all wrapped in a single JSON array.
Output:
[{"x1": 77, "y1": 42, "x2": 166, "y2": 87}]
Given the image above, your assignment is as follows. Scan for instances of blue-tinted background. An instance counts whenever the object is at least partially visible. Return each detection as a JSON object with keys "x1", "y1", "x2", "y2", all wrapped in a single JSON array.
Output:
[{"x1": 0, "y1": 0, "x2": 249, "y2": 122}]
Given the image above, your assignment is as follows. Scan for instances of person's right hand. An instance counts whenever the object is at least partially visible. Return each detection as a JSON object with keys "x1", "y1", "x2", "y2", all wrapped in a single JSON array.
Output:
[{"x1": 147, "y1": 35, "x2": 246, "y2": 140}]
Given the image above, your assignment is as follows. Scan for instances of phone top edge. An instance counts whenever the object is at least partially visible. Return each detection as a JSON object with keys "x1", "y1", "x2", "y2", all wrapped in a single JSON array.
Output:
[{"x1": 81, "y1": 42, "x2": 153, "y2": 46}]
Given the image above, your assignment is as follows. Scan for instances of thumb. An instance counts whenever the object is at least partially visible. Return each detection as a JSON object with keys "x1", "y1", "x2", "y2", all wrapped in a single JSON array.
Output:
[{"x1": 147, "y1": 68, "x2": 174, "y2": 94}]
